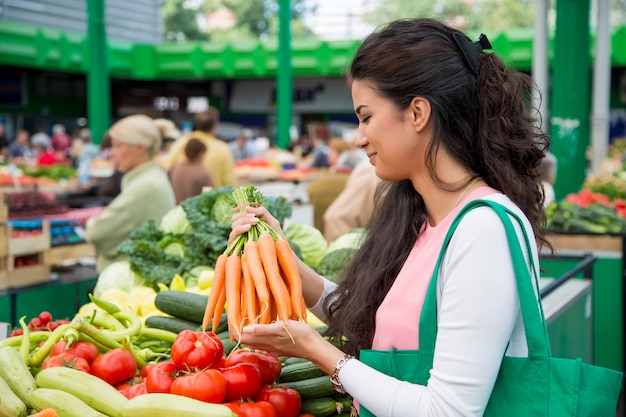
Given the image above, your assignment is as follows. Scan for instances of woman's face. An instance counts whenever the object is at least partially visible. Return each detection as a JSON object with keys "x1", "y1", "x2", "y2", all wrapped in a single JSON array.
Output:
[
  {"x1": 110, "y1": 139, "x2": 143, "y2": 173},
  {"x1": 351, "y1": 80, "x2": 425, "y2": 182}
]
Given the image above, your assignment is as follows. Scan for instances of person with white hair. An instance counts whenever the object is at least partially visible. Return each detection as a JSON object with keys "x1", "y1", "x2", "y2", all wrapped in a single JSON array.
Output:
[{"x1": 84, "y1": 114, "x2": 176, "y2": 272}]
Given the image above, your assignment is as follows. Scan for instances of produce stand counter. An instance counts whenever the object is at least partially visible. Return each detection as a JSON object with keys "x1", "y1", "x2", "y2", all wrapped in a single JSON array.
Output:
[
  {"x1": 539, "y1": 254, "x2": 595, "y2": 363},
  {"x1": 0, "y1": 265, "x2": 97, "y2": 327},
  {"x1": 542, "y1": 233, "x2": 624, "y2": 374}
]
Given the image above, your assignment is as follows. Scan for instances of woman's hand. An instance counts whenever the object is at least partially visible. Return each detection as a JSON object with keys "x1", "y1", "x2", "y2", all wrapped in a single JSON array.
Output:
[
  {"x1": 237, "y1": 320, "x2": 344, "y2": 375},
  {"x1": 229, "y1": 206, "x2": 285, "y2": 244}
]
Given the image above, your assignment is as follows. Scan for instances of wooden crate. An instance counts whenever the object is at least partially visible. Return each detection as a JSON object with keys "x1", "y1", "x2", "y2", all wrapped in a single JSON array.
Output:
[
  {"x1": 0, "y1": 253, "x2": 51, "y2": 291},
  {"x1": 546, "y1": 233, "x2": 622, "y2": 253},
  {"x1": 6, "y1": 221, "x2": 51, "y2": 257},
  {"x1": 47, "y1": 242, "x2": 96, "y2": 266}
]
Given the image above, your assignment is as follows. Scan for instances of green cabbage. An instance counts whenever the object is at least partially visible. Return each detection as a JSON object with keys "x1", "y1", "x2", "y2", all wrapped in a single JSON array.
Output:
[
  {"x1": 159, "y1": 205, "x2": 192, "y2": 234},
  {"x1": 93, "y1": 261, "x2": 146, "y2": 297},
  {"x1": 316, "y1": 228, "x2": 367, "y2": 283},
  {"x1": 326, "y1": 227, "x2": 367, "y2": 252},
  {"x1": 284, "y1": 223, "x2": 328, "y2": 268}
]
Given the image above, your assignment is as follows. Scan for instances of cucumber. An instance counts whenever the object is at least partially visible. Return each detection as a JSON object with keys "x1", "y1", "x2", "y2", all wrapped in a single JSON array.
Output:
[
  {"x1": 0, "y1": 346, "x2": 38, "y2": 407},
  {"x1": 283, "y1": 357, "x2": 309, "y2": 366},
  {"x1": 0, "y1": 373, "x2": 27, "y2": 417},
  {"x1": 281, "y1": 375, "x2": 335, "y2": 399},
  {"x1": 145, "y1": 316, "x2": 201, "y2": 333},
  {"x1": 335, "y1": 397, "x2": 354, "y2": 414},
  {"x1": 279, "y1": 360, "x2": 325, "y2": 382},
  {"x1": 299, "y1": 397, "x2": 338, "y2": 417},
  {"x1": 154, "y1": 290, "x2": 208, "y2": 323},
  {"x1": 216, "y1": 330, "x2": 238, "y2": 356}
]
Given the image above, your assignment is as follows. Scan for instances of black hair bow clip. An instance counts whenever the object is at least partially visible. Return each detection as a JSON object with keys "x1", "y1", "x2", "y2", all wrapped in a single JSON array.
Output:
[{"x1": 452, "y1": 32, "x2": 492, "y2": 76}]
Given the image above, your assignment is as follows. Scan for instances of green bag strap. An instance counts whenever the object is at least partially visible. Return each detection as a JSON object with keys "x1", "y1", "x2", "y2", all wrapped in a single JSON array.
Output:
[{"x1": 418, "y1": 199, "x2": 551, "y2": 359}]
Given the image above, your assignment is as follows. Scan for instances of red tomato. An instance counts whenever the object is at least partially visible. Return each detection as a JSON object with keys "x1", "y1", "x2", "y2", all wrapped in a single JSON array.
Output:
[
  {"x1": 171, "y1": 330, "x2": 224, "y2": 371},
  {"x1": 117, "y1": 380, "x2": 147, "y2": 399},
  {"x1": 50, "y1": 341, "x2": 100, "y2": 364},
  {"x1": 91, "y1": 348, "x2": 138, "y2": 386},
  {"x1": 42, "y1": 353, "x2": 91, "y2": 373},
  {"x1": 220, "y1": 363, "x2": 263, "y2": 402},
  {"x1": 145, "y1": 361, "x2": 176, "y2": 393},
  {"x1": 224, "y1": 401, "x2": 242, "y2": 416},
  {"x1": 170, "y1": 369, "x2": 226, "y2": 403},
  {"x1": 239, "y1": 401, "x2": 278, "y2": 417},
  {"x1": 38, "y1": 311, "x2": 53, "y2": 326},
  {"x1": 255, "y1": 386, "x2": 301, "y2": 417},
  {"x1": 225, "y1": 349, "x2": 282, "y2": 384}
]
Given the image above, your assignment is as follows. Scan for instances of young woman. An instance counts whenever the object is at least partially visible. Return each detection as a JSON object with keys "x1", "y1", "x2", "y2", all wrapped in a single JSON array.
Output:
[{"x1": 230, "y1": 18, "x2": 550, "y2": 416}]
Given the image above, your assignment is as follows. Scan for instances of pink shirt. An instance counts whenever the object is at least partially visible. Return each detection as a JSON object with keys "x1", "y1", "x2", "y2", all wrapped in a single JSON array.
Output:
[{"x1": 372, "y1": 187, "x2": 498, "y2": 350}]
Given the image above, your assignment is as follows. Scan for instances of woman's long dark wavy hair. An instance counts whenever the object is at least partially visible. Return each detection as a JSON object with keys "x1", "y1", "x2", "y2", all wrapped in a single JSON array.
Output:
[{"x1": 322, "y1": 18, "x2": 550, "y2": 357}]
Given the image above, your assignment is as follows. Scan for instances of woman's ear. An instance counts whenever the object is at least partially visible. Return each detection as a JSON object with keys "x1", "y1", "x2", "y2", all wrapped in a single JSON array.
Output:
[{"x1": 409, "y1": 97, "x2": 431, "y2": 133}]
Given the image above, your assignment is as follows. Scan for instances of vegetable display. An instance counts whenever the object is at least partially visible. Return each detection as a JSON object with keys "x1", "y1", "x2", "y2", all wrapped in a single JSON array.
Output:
[
  {"x1": 0, "y1": 295, "x2": 354, "y2": 417},
  {"x1": 0, "y1": 182, "x2": 367, "y2": 416},
  {"x1": 546, "y1": 189, "x2": 626, "y2": 234}
]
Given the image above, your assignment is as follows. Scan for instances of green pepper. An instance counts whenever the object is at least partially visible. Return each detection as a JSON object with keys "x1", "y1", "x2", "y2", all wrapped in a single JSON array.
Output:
[{"x1": 18, "y1": 317, "x2": 30, "y2": 363}]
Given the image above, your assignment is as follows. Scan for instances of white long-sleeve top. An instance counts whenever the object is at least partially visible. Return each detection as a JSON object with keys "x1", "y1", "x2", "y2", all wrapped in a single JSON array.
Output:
[{"x1": 310, "y1": 191, "x2": 541, "y2": 416}]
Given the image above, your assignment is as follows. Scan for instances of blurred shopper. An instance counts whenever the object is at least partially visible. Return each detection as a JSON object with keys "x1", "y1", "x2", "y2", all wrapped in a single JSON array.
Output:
[
  {"x1": 290, "y1": 133, "x2": 313, "y2": 159},
  {"x1": 8, "y1": 129, "x2": 36, "y2": 163},
  {"x1": 230, "y1": 128, "x2": 259, "y2": 161},
  {"x1": 309, "y1": 135, "x2": 330, "y2": 168},
  {"x1": 51, "y1": 123, "x2": 71, "y2": 156},
  {"x1": 31, "y1": 133, "x2": 59, "y2": 166},
  {"x1": 76, "y1": 128, "x2": 99, "y2": 184},
  {"x1": 539, "y1": 152, "x2": 557, "y2": 207},
  {"x1": 69, "y1": 127, "x2": 85, "y2": 166},
  {"x1": 323, "y1": 157, "x2": 381, "y2": 242},
  {"x1": 154, "y1": 118, "x2": 182, "y2": 170},
  {"x1": 88, "y1": 131, "x2": 122, "y2": 199},
  {"x1": 163, "y1": 108, "x2": 237, "y2": 188},
  {"x1": 85, "y1": 114, "x2": 176, "y2": 272},
  {"x1": 168, "y1": 138, "x2": 214, "y2": 204}
]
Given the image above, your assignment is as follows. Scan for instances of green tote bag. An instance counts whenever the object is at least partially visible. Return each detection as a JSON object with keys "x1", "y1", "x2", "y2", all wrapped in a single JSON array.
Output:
[{"x1": 359, "y1": 199, "x2": 623, "y2": 416}]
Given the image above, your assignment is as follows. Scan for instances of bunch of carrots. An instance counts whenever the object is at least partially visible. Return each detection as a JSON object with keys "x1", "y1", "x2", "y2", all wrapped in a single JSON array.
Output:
[{"x1": 202, "y1": 186, "x2": 307, "y2": 341}]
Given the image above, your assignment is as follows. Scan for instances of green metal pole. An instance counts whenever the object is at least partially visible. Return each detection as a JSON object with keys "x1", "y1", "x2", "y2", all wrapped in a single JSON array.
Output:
[
  {"x1": 277, "y1": 0, "x2": 292, "y2": 150},
  {"x1": 86, "y1": 0, "x2": 110, "y2": 145},
  {"x1": 549, "y1": 0, "x2": 591, "y2": 199}
]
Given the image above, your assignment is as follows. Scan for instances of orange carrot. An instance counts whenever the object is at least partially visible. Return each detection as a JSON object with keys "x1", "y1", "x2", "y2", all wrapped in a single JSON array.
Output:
[
  {"x1": 244, "y1": 240, "x2": 271, "y2": 318},
  {"x1": 31, "y1": 409, "x2": 58, "y2": 417},
  {"x1": 241, "y1": 252, "x2": 258, "y2": 325},
  {"x1": 276, "y1": 239, "x2": 307, "y2": 322},
  {"x1": 202, "y1": 254, "x2": 227, "y2": 332},
  {"x1": 225, "y1": 254, "x2": 243, "y2": 341},
  {"x1": 258, "y1": 232, "x2": 291, "y2": 323},
  {"x1": 258, "y1": 290, "x2": 274, "y2": 325},
  {"x1": 212, "y1": 288, "x2": 226, "y2": 333}
]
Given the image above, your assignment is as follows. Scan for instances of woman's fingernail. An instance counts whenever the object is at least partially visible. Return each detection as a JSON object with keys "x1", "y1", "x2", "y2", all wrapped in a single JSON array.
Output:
[
  {"x1": 242, "y1": 326, "x2": 254, "y2": 334},
  {"x1": 242, "y1": 224, "x2": 251, "y2": 230},
  {"x1": 246, "y1": 213, "x2": 256, "y2": 217}
]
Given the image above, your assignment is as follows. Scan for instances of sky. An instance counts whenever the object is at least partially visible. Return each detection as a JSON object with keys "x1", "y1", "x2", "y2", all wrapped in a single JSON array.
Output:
[{"x1": 305, "y1": 0, "x2": 378, "y2": 41}]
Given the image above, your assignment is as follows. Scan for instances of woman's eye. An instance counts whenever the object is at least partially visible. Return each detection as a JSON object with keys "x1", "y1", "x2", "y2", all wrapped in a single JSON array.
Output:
[{"x1": 359, "y1": 115, "x2": 371, "y2": 124}]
